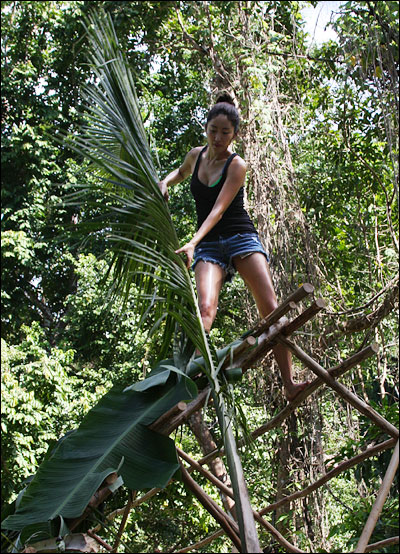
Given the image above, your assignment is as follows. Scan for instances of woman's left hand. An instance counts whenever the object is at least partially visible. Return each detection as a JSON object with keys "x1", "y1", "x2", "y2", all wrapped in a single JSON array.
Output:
[{"x1": 175, "y1": 241, "x2": 195, "y2": 269}]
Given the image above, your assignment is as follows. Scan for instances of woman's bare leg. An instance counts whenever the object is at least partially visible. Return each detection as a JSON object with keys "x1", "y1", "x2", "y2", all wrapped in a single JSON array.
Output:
[
  {"x1": 195, "y1": 261, "x2": 226, "y2": 333},
  {"x1": 233, "y1": 252, "x2": 309, "y2": 401}
]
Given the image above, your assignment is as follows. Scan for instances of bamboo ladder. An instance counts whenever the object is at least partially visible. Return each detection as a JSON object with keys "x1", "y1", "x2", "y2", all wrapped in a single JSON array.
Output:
[{"x1": 70, "y1": 284, "x2": 399, "y2": 553}]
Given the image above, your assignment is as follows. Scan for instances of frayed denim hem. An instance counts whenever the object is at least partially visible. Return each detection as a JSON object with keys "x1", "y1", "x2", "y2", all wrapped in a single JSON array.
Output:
[
  {"x1": 230, "y1": 248, "x2": 270, "y2": 266},
  {"x1": 192, "y1": 257, "x2": 235, "y2": 283}
]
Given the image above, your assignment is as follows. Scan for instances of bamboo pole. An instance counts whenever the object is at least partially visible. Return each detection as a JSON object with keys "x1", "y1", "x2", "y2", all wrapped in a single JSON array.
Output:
[
  {"x1": 224, "y1": 334, "x2": 258, "y2": 361},
  {"x1": 179, "y1": 439, "x2": 396, "y2": 553},
  {"x1": 282, "y1": 298, "x2": 326, "y2": 336},
  {"x1": 240, "y1": 316, "x2": 289, "y2": 371},
  {"x1": 329, "y1": 343, "x2": 379, "y2": 379},
  {"x1": 259, "y1": 438, "x2": 396, "y2": 514},
  {"x1": 277, "y1": 336, "x2": 399, "y2": 439},
  {"x1": 177, "y1": 439, "x2": 396, "y2": 554},
  {"x1": 238, "y1": 299, "x2": 326, "y2": 372},
  {"x1": 220, "y1": 318, "x2": 288, "y2": 373},
  {"x1": 179, "y1": 463, "x2": 242, "y2": 551},
  {"x1": 148, "y1": 401, "x2": 186, "y2": 432},
  {"x1": 174, "y1": 340, "x2": 377, "y2": 454},
  {"x1": 177, "y1": 447, "x2": 235, "y2": 499},
  {"x1": 128, "y1": 427, "x2": 390, "y2": 527},
  {"x1": 252, "y1": 344, "x2": 380, "y2": 440},
  {"x1": 252, "y1": 511, "x2": 306, "y2": 553},
  {"x1": 111, "y1": 490, "x2": 136, "y2": 553},
  {"x1": 362, "y1": 536, "x2": 399, "y2": 553},
  {"x1": 215, "y1": 399, "x2": 262, "y2": 553},
  {"x1": 250, "y1": 283, "x2": 314, "y2": 337},
  {"x1": 354, "y1": 441, "x2": 399, "y2": 553},
  {"x1": 174, "y1": 528, "x2": 225, "y2": 553},
  {"x1": 153, "y1": 387, "x2": 211, "y2": 435},
  {"x1": 67, "y1": 287, "x2": 383, "y2": 549},
  {"x1": 198, "y1": 344, "x2": 380, "y2": 467},
  {"x1": 177, "y1": 448, "x2": 306, "y2": 553},
  {"x1": 87, "y1": 529, "x2": 113, "y2": 551},
  {"x1": 218, "y1": 287, "x2": 315, "y2": 372}
]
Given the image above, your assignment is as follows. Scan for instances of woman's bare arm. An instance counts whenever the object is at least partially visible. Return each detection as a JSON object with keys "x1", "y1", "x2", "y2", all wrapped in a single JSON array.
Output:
[{"x1": 158, "y1": 148, "x2": 200, "y2": 200}]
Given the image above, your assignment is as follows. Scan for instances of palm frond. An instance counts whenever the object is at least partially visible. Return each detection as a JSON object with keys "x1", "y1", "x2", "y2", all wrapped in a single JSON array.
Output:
[
  {"x1": 62, "y1": 9, "x2": 260, "y2": 550},
  {"x1": 62, "y1": 10, "x2": 206, "y2": 360}
]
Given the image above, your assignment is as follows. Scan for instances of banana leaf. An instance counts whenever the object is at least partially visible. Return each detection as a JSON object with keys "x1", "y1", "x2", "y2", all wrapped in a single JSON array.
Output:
[
  {"x1": 2, "y1": 376, "x2": 197, "y2": 532},
  {"x1": 125, "y1": 360, "x2": 198, "y2": 394}
]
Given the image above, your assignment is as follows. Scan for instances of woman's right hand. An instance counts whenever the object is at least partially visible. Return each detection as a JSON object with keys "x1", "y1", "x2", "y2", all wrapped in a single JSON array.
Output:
[
  {"x1": 158, "y1": 181, "x2": 169, "y2": 202},
  {"x1": 175, "y1": 241, "x2": 196, "y2": 269}
]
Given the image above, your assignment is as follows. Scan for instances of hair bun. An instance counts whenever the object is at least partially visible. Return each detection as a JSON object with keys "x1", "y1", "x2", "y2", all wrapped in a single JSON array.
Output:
[
  {"x1": 207, "y1": 91, "x2": 240, "y2": 132},
  {"x1": 215, "y1": 92, "x2": 235, "y2": 106}
]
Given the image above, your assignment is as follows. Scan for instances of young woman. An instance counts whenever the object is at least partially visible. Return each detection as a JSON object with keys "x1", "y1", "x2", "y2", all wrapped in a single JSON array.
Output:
[{"x1": 158, "y1": 93, "x2": 308, "y2": 401}]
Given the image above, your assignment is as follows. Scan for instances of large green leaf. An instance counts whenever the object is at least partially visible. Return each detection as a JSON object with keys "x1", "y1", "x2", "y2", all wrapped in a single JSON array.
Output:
[
  {"x1": 2, "y1": 377, "x2": 196, "y2": 532},
  {"x1": 125, "y1": 361, "x2": 197, "y2": 396}
]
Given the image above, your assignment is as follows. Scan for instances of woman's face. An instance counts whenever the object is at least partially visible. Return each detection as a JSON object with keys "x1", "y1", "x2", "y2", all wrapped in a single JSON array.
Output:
[{"x1": 205, "y1": 114, "x2": 236, "y2": 152}]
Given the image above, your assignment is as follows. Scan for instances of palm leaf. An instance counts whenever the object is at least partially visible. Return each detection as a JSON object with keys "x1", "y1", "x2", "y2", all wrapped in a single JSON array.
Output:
[
  {"x1": 62, "y1": 10, "x2": 207, "y2": 361},
  {"x1": 59, "y1": 10, "x2": 260, "y2": 550}
]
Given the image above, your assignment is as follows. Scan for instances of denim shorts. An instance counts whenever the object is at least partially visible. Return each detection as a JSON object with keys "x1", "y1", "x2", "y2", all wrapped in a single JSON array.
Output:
[{"x1": 192, "y1": 233, "x2": 269, "y2": 283}]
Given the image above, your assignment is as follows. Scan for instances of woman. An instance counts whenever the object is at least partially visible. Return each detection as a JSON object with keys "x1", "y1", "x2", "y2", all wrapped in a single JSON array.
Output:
[{"x1": 158, "y1": 93, "x2": 308, "y2": 401}]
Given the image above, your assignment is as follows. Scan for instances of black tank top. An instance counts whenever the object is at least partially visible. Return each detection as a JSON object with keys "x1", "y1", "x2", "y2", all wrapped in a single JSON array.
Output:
[{"x1": 190, "y1": 146, "x2": 257, "y2": 241}]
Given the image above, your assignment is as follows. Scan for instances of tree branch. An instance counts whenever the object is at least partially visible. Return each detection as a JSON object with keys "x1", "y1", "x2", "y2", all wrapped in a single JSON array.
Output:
[
  {"x1": 259, "y1": 438, "x2": 396, "y2": 514},
  {"x1": 327, "y1": 278, "x2": 399, "y2": 337}
]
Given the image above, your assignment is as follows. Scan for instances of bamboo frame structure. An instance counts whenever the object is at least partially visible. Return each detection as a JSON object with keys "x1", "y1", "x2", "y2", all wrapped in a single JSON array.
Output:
[
  {"x1": 354, "y1": 441, "x2": 399, "y2": 553},
  {"x1": 62, "y1": 284, "x2": 398, "y2": 553}
]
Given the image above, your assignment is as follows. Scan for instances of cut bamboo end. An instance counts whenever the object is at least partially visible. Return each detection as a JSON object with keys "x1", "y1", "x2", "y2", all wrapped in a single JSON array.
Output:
[
  {"x1": 283, "y1": 298, "x2": 326, "y2": 336},
  {"x1": 239, "y1": 283, "x2": 315, "y2": 341},
  {"x1": 371, "y1": 342, "x2": 379, "y2": 353},
  {"x1": 160, "y1": 387, "x2": 211, "y2": 436},
  {"x1": 149, "y1": 401, "x2": 187, "y2": 431},
  {"x1": 302, "y1": 283, "x2": 314, "y2": 294}
]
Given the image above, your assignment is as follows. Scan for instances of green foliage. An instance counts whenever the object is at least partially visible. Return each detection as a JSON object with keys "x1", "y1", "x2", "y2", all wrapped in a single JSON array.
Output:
[
  {"x1": 1, "y1": 323, "x2": 96, "y2": 503},
  {"x1": 60, "y1": 253, "x2": 148, "y2": 380},
  {"x1": 328, "y1": 493, "x2": 399, "y2": 552},
  {"x1": 2, "y1": 0, "x2": 89, "y2": 342},
  {"x1": 294, "y1": 1, "x2": 398, "y2": 311}
]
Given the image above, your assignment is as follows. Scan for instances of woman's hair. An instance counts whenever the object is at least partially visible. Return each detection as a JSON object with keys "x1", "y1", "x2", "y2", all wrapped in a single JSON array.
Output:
[{"x1": 206, "y1": 92, "x2": 240, "y2": 133}]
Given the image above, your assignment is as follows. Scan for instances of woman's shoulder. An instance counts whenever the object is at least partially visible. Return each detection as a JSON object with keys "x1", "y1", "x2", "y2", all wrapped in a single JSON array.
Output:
[
  {"x1": 230, "y1": 153, "x2": 247, "y2": 172},
  {"x1": 184, "y1": 146, "x2": 205, "y2": 170},
  {"x1": 179, "y1": 146, "x2": 205, "y2": 177},
  {"x1": 224, "y1": 154, "x2": 247, "y2": 185},
  {"x1": 188, "y1": 146, "x2": 205, "y2": 159}
]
